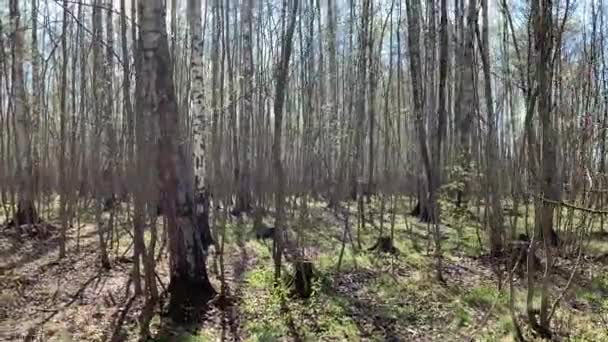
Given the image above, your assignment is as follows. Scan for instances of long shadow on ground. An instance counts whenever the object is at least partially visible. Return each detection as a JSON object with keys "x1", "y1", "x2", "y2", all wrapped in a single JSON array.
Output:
[
  {"x1": 0, "y1": 228, "x2": 99, "y2": 273},
  {"x1": 154, "y1": 299, "x2": 216, "y2": 342},
  {"x1": 326, "y1": 264, "x2": 454, "y2": 342},
  {"x1": 220, "y1": 219, "x2": 251, "y2": 341}
]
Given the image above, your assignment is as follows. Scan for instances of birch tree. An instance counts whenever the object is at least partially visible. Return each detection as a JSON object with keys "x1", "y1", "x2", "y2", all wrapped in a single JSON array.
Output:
[{"x1": 136, "y1": 0, "x2": 215, "y2": 322}]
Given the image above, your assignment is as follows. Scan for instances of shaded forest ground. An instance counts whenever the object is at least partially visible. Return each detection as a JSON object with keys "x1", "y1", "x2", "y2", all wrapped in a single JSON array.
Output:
[{"x1": 1, "y1": 198, "x2": 608, "y2": 341}]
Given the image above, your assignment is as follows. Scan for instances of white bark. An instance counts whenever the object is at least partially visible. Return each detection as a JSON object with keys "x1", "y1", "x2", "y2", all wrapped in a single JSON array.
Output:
[
  {"x1": 189, "y1": 0, "x2": 208, "y2": 195},
  {"x1": 138, "y1": 0, "x2": 215, "y2": 322}
]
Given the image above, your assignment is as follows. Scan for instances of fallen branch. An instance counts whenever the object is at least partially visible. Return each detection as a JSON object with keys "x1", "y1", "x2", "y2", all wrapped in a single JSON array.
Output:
[{"x1": 528, "y1": 192, "x2": 608, "y2": 215}]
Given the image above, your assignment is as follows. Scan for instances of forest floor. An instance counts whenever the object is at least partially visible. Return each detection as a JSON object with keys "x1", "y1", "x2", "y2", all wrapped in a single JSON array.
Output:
[{"x1": 1, "y1": 197, "x2": 608, "y2": 341}]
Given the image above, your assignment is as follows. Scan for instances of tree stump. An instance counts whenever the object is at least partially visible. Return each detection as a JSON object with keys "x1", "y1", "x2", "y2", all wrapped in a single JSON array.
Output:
[
  {"x1": 292, "y1": 261, "x2": 315, "y2": 299},
  {"x1": 368, "y1": 236, "x2": 400, "y2": 255}
]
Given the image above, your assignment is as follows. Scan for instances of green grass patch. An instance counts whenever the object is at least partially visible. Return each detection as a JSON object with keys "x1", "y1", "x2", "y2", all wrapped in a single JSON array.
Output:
[{"x1": 462, "y1": 286, "x2": 507, "y2": 312}]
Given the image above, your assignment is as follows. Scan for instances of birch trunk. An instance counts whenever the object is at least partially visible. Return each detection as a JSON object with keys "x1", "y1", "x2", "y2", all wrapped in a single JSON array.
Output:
[{"x1": 135, "y1": 0, "x2": 217, "y2": 323}]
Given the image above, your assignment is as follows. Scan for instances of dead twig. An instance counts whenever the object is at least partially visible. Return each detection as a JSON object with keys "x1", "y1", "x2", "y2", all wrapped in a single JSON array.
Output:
[{"x1": 528, "y1": 192, "x2": 608, "y2": 215}]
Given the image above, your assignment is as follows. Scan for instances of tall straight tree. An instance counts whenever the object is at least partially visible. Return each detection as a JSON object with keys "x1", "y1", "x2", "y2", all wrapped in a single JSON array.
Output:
[
  {"x1": 189, "y1": 0, "x2": 209, "y2": 205},
  {"x1": 238, "y1": 0, "x2": 254, "y2": 213},
  {"x1": 479, "y1": 0, "x2": 504, "y2": 257},
  {"x1": 188, "y1": 0, "x2": 214, "y2": 286},
  {"x1": 92, "y1": 0, "x2": 111, "y2": 269},
  {"x1": 326, "y1": 0, "x2": 338, "y2": 205},
  {"x1": 456, "y1": 0, "x2": 478, "y2": 207},
  {"x1": 406, "y1": 0, "x2": 442, "y2": 281},
  {"x1": 436, "y1": 0, "x2": 448, "y2": 193},
  {"x1": 10, "y1": 0, "x2": 37, "y2": 226},
  {"x1": 272, "y1": 0, "x2": 299, "y2": 282},
  {"x1": 119, "y1": 0, "x2": 143, "y2": 295},
  {"x1": 354, "y1": 0, "x2": 370, "y2": 199},
  {"x1": 138, "y1": 0, "x2": 215, "y2": 322},
  {"x1": 59, "y1": 0, "x2": 69, "y2": 258},
  {"x1": 104, "y1": 0, "x2": 117, "y2": 238},
  {"x1": 79, "y1": 0, "x2": 89, "y2": 198},
  {"x1": 367, "y1": 1, "x2": 376, "y2": 199},
  {"x1": 31, "y1": 0, "x2": 40, "y2": 218},
  {"x1": 535, "y1": 0, "x2": 559, "y2": 333}
]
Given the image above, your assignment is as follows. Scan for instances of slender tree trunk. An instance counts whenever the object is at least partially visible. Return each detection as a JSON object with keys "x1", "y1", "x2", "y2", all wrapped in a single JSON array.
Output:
[
  {"x1": 75, "y1": 0, "x2": 86, "y2": 253},
  {"x1": 79, "y1": 1, "x2": 89, "y2": 200},
  {"x1": 367, "y1": 1, "x2": 376, "y2": 202},
  {"x1": 31, "y1": 0, "x2": 40, "y2": 220},
  {"x1": 238, "y1": 0, "x2": 254, "y2": 215},
  {"x1": 536, "y1": 0, "x2": 557, "y2": 333},
  {"x1": 105, "y1": 0, "x2": 117, "y2": 248},
  {"x1": 436, "y1": 0, "x2": 448, "y2": 193},
  {"x1": 455, "y1": 0, "x2": 477, "y2": 208},
  {"x1": 224, "y1": 0, "x2": 238, "y2": 211},
  {"x1": 0, "y1": 18, "x2": 5, "y2": 224},
  {"x1": 326, "y1": 0, "x2": 338, "y2": 205},
  {"x1": 353, "y1": 0, "x2": 369, "y2": 201},
  {"x1": 59, "y1": 0, "x2": 69, "y2": 258},
  {"x1": 120, "y1": 0, "x2": 142, "y2": 295},
  {"x1": 406, "y1": 0, "x2": 442, "y2": 281},
  {"x1": 189, "y1": 0, "x2": 212, "y2": 245},
  {"x1": 479, "y1": 0, "x2": 504, "y2": 258},
  {"x1": 93, "y1": 0, "x2": 111, "y2": 269},
  {"x1": 272, "y1": 0, "x2": 299, "y2": 283}
]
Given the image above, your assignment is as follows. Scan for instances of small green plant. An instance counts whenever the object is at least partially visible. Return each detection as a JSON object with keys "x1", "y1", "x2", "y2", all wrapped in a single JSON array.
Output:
[
  {"x1": 246, "y1": 266, "x2": 274, "y2": 289},
  {"x1": 242, "y1": 281, "x2": 289, "y2": 341},
  {"x1": 463, "y1": 286, "x2": 505, "y2": 311},
  {"x1": 453, "y1": 305, "x2": 471, "y2": 327},
  {"x1": 498, "y1": 314, "x2": 514, "y2": 335},
  {"x1": 246, "y1": 323, "x2": 281, "y2": 342}
]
